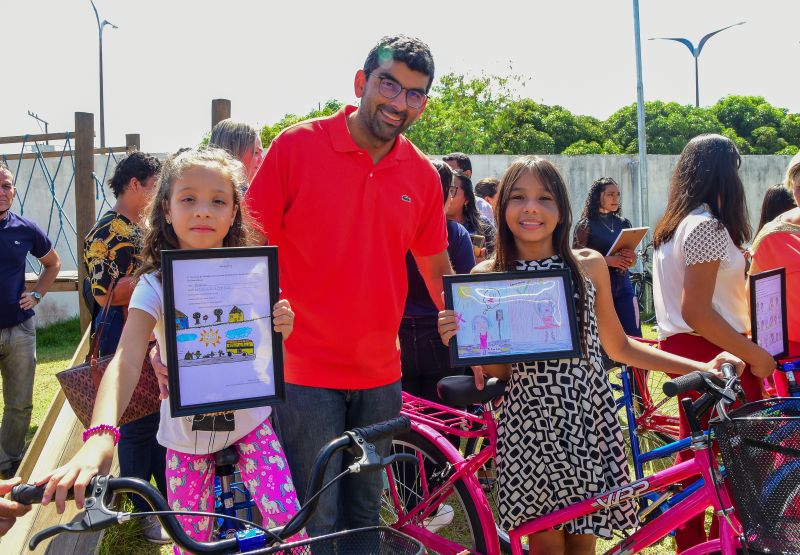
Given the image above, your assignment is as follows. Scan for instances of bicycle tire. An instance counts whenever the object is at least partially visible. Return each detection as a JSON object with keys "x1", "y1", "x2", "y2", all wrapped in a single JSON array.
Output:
[{"x1": 381, "y1": 430, "x2": 488, "y2": 555}]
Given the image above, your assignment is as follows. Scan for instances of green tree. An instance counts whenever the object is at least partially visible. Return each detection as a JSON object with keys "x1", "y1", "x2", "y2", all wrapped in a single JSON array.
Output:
[
  {"x1": 563, "y1": 140, "x2": 603, "y2": 155},
  {"x1": 261, "y1": 100, "x2": 343, "y2": 146}
]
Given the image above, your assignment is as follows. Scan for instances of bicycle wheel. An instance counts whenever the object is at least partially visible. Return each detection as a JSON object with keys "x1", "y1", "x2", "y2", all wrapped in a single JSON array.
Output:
[
  {"x1": 381, "y1": 430, "x2": 488, "y2": 555},
  {"x1": 633, "y1": 273, "x2": 656, "y2": 325}
]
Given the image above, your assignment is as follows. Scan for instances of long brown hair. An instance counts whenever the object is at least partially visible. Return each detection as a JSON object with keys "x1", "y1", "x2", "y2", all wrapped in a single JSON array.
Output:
[
  {"x1": 492, "y1": 156, "x2": 588, "y2": 355},
  {"x1": 653, "y1": 134, "x2": 751, "y2": 249},
  {"x1": 136, "y1": 147, "x2": 256, "y2": 278}
]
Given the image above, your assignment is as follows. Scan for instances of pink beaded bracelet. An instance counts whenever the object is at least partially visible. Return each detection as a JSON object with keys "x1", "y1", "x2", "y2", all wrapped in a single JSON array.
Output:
[{"x1": 82, "y1": 424, "x2": 121, "y2": 446}]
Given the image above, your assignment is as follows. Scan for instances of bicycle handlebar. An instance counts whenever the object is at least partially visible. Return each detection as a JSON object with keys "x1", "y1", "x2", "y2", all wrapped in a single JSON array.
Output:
[
  {"x1": 352, "y1": 415, "x2": 410, "y2": 444},
  {"x1": 11, "y1": 416, "x2": 413, "y2": 553},
  {"x1": 663, "y1": 371, "x2": 718, "y2": 398}
]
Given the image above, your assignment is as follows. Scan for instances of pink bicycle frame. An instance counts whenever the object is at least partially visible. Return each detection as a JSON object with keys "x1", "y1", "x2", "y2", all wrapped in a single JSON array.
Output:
[
  {"x1": 389, "y1": 393, "x2": 502, "y2": 554},
  {"x1": 508, "y1": 442, "x2": 743, "y2": 555}
]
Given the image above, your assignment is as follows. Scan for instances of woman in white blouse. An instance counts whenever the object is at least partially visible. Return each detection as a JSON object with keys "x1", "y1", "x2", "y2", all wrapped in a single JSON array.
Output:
[{"x1": 652, "y1": 133, "x2": 774, "y2": 551}]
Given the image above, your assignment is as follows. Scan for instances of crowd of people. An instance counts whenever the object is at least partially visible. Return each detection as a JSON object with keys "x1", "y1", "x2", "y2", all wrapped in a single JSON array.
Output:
[{"x1": 0, "y1": 33, "x2": 797, "y2": 554}]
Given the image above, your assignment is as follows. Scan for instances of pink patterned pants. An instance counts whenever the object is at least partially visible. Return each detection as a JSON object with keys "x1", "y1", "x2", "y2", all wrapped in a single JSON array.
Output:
[{"x1": 165, "y1": 417, "x2": 301, "y2": 554}]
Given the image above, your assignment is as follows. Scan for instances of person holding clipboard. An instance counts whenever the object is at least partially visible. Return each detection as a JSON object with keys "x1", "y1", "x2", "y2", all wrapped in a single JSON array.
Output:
[{"x1": 574, "y1": 177, "x2": 642, "y2": 336}]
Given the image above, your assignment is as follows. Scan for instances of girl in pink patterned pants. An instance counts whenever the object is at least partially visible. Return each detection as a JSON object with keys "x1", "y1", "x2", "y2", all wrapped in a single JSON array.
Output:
[{"x1": 165, "y1": 418, "x2": 301, "y2": 554}]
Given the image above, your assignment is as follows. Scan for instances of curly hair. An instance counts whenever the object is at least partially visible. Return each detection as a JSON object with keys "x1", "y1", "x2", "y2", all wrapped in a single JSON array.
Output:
[
  {"x1": 108, "y1": 151, "x2": 161, "y2": 198},
  {"x1": 136, "y1": 147, "x2": 256, "y2": 278},
  {"x1": 578, "y1": 177, "x2": 622, "y2": 223}
]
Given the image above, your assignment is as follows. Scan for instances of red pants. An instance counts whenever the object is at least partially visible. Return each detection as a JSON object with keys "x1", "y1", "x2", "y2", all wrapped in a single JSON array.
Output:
[{"x1": 659, "y1": 333, "x2": 764, "y2": 553}]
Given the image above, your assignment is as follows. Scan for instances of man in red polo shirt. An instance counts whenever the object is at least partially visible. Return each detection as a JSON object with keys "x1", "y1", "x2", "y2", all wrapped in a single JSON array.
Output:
[{"x1": 245, "y1": 35, "x2": 452, "y2": 536}]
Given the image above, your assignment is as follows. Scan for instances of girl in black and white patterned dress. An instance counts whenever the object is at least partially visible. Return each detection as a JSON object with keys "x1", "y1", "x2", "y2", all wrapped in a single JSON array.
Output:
[{"x1": 438, "y1": 156, "x2": 745, "y2": 554}]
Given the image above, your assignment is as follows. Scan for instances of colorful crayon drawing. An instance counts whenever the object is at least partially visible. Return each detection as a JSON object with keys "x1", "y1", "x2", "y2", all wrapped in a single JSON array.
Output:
[
  {"x1": 175, "y1": 304, "x2": 267, "y2": 369},
  {"x1": 451, "y1": 276, "x2": 574, "y2": 360}
]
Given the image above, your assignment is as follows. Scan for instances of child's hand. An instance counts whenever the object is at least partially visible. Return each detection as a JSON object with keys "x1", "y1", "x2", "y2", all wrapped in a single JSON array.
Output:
[
  {"x1": 438, "y1": 309, "x2": 459, "y2": 346},
  {"x1": 149, "y1": 342, "x2": 170, "y2": 400},
  {"x1": 273, "y1": 299, "x2": 294, "y2": 340},
  {"x1": 36, "y1": 435, "x2": 114, "y2": 513},
  {"x1": 705, "y1": 352, "x2": 746, "y2": 378}
]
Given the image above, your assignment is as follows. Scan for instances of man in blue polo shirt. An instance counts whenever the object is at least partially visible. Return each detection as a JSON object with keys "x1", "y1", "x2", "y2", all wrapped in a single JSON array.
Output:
[{"x1": 0, "y1": 161, "x2": 61, "y2": 478}]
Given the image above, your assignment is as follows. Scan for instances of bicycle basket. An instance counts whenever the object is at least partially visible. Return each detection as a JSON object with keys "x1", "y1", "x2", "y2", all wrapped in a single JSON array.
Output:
[
  {"x1": 714, "y1": 398, "x2": 800, "y2": 554},
  {"x1": 262, "y1": 526, "x2": 424, "y2": 555}
]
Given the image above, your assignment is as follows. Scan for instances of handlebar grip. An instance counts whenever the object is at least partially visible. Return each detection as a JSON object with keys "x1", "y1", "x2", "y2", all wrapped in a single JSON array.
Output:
[
  {"x1": 663, "y1": 371, "x2": 714, "y2": 398},
  {"x1": 721, "y1": 363, "x2": 737, "y2": 380},
  {"x1": 10, "y1": 483, "x2": 48, "y2": 505},
  {"x1": 352, "y1": 416, "x2": 411, "y2": 444},
  {"x1": 10, "y1": 481, "x2": 92, "y2": 505}
]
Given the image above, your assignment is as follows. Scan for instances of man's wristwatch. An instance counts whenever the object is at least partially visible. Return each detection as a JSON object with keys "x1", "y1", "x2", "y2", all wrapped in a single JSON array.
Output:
[{"x1": 30, "y1": 291, "x2": 43, "y2": 303}]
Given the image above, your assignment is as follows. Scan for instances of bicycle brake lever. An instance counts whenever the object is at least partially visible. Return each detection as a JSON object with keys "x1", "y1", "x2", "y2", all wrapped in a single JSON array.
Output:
[
  {"x1": 344, "y1": 431, "x2": 383, "y2": 473},
  {"x1": 382, "y1": 453, "x2": 418, "y2": 467},
  {"x1": 29, "y1": 476, "x2": 127, "y2": 550}
]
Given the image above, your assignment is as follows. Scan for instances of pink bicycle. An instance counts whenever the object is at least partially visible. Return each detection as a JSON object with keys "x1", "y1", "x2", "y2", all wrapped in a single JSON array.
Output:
[{"x1": 382, "y1": 367, "x2": 800, "y2": 554}]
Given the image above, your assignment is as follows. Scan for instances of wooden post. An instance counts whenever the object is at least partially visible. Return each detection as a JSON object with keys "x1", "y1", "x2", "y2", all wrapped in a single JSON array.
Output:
[
  {"x1": 211, "y1": 99, "x2": 231, "y2": 128},
  {"x1": 125, "y1": 133, "x2": 140, "y2": 152},
  {"x1": 74, "y1": 112, "x2": 95, "y2": 333}
]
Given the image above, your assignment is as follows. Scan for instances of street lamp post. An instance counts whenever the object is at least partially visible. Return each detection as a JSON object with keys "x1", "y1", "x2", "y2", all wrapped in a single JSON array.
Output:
[
  {"x1": 90, "y1": 1, "x2": 117, "y2": 148},
  {"x1": 650, "y1": 21, "x2": 745, "y2": 107}
]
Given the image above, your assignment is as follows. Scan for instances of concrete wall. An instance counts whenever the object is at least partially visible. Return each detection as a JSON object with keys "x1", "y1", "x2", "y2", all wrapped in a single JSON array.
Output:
[{"x1": 11, "y1": 153, "x2": 793, "y2": 324}]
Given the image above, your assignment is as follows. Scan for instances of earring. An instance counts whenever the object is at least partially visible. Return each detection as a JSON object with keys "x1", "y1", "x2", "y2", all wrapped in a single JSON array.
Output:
[{"x1": 166, "y1": 218, "x2": 171, "y2": 225}]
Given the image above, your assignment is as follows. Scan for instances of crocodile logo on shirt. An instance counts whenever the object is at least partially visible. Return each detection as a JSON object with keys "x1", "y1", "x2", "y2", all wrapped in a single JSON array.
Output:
[{"x1": 401, "y1": 195, "x2": 411, "y2": 203}]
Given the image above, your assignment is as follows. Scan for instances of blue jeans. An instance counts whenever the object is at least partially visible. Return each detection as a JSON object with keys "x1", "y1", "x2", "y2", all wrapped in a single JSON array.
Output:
[
  {"x1": 0, "y1": 318, "x2": 36, "y2": 472},
  {"x1": 273, "y1": 380, "x2": 402, "y2": 537},
  {"x1": 610, "y1": 270, "x2": 641, "y2": 337},
  {"x1": 94, "y1": 306, "x2": 167, "y2": 513}
]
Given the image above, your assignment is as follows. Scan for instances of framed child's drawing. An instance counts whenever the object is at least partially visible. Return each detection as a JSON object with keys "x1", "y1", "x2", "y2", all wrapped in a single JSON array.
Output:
[
  {"x1": 443, "y1": 270, "x2": 581, "y2": 366},
  {"x1": 161, "y1": 246, "x2": 284, "y2": 417},
  {"x1": 749, "y1": 267, "x2": 788, "y2": 359}
]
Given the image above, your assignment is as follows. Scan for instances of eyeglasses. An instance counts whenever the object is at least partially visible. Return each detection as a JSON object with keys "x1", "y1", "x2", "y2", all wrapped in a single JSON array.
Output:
[
  {"x1": 375, "y1": 76, "x2": 427, "y2": 109},
  {"x1": 448, "y1": 185, "x2": 460, "y2": 197}
]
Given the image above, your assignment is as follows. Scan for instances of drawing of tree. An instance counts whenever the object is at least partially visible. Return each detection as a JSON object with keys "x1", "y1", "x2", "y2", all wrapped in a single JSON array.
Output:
[
  {"x1": 203, "y1": 314, "x2": 208, "y2": 323},
  {"x1": 192, "y1": 312, "x2": 201, "y2": 325},
  {"x1": 195, "y1": 350, "x2": 201, "y2": 358},
  {"x1": 184, "y1": 352, "x2": 193, "y2": 360},
  {"x1": 214, "y1": 308, "x2": 223, "y2": 322}
]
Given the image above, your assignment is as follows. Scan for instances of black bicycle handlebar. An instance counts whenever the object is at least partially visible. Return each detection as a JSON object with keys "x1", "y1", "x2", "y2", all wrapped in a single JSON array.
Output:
[
  {"x1": 11, "y1": 417, "x2": 413, "y2": 553},
  {"x1": 352, "y1": 415, "x2": 410, "y2": 444},
  {"x1": 663, "y1": 371, "x2": 715, "y2": 398}
]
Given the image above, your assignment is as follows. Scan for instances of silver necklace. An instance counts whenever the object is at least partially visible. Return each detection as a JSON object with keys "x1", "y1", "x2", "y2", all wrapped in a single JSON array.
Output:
[{"x1": 598, "y1": 213, "x2": 616, "y2": 233}]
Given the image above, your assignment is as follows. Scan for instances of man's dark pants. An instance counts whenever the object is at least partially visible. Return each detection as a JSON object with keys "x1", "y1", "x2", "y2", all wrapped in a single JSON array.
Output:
[{"x1": 274, "y1": 380, "x2": 402, "y2": 537}]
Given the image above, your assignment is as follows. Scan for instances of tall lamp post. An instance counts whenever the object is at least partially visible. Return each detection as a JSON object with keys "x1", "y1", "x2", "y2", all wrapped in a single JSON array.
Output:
[
  {"x1": 650, "y1": 21, "x2": 745, "y2": 107},
  {"x1": 90, "y1": 0, "x2": 117, "y2": 148}
]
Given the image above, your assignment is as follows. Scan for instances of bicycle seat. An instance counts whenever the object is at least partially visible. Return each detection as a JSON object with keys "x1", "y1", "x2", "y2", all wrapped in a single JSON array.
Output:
[
  {"x1": 213, "y1": 446, "x2": 239, "y2": 466},
  {"x1": 437, "y1": 375, "x2": 506, "y2": 406}
]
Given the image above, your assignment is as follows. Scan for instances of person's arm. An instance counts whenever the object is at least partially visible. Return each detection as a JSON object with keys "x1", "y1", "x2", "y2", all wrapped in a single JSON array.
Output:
[
  {"x1": 681, "y1": 260, "x2": 774, "y2": 377},
  {"x1": 415, "y1": 250, "x2": 453, "y2": 311},
  {"x1": 38, "y1": 308, "x2": 156, "y2": 513},
  {"x1": 20, "y1": 249, "x2": 60, "y2": 310},
  {"x1": 579, "y1": 249, "x2": 745, "y2": 375},
  {"x1": 92, "y1": 276, "x2": 137, "y2": 308}
]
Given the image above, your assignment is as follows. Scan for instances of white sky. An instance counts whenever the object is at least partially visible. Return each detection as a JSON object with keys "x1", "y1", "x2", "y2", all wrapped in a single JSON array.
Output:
[{"x1": 3, "y1": 0, "x2": 799, "y2": 153}]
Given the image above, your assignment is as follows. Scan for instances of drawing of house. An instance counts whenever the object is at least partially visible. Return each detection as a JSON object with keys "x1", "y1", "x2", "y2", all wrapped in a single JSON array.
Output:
[
  {"x1": 175, "y1": 310, "x2": 189, "y2": 330},
  {"x1": 226, "y1": 339, "x2": 254, "y2": 356},
  {"x1": 229, "y1": 306, "x2": 245, "y2": 323}
]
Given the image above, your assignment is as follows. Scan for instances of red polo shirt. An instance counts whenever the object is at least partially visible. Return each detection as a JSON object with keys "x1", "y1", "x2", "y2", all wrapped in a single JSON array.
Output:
[{"x1": 245, "y1": 106, "x2": 447, "y2": 389}]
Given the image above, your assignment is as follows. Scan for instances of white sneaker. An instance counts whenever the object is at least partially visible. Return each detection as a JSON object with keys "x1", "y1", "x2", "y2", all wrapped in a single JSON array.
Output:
[
  {"x1": 424, "y1": 504, "x2": 454, "y2": 533},
  {"x1": 141, "y1": 514, "x2": 171, "y2": 544}
]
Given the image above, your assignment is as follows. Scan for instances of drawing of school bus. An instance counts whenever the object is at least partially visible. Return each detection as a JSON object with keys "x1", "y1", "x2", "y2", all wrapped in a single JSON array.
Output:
[{"x1": 226, "y1": 339, "x2": 254, "y2": 356}]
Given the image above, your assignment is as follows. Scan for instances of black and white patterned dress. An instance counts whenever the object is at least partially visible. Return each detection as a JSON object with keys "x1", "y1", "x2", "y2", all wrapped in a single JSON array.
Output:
[{"x1": 496, "y1": 256, "x2": 638, "y2": 537}]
